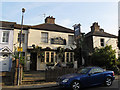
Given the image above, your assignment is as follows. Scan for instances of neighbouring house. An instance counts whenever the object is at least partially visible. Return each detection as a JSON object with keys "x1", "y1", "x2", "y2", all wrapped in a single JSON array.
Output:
[
  {"x1": 13, "y1": 24, "x2": 29, "y2": 70},
  {"x1": 26, "y1": 16, "x2": 76, "y2": 71},
  {"x1": 85, "y1": 22, "x2": 119, "y2": 64},
  {"x1": 0, "y1": 21, "x2": 16, "y2": 71}
]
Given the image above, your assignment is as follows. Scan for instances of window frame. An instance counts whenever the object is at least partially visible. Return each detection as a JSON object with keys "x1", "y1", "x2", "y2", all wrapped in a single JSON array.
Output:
[
  {"x1": 66, "y1": 52, "x2": 69, "y2": 62},
  {"x1": 18, "y1": 33, "x2": 25, "y2": 43},
  {"x1": 41, "y1": 32, "x2": 48, "y2": 43},
  {"x1": 70, "y1": 52, "x2": 73, "y2": 62},
  {"x1": 51, "y1": 52, "x2": 54, "y2": 63},
  {"x1": 2, "y1": 31, "x2": 9, "y2": 43},
  {"x1": 100, "y1": 38, "x2": 105, "y2": 47},
  {"x1": 68, "y1": 35, "x2": 74, "y2": 45},
  {"x1": 46, "y1": 52, "x2": 49, "y2": 63}
]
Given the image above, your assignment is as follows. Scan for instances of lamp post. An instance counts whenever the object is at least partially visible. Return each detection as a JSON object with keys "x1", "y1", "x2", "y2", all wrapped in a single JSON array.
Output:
[
  {"x1": 118, "y1": 27, "x2": 120, "y2": 50},
  {"x1": 17, "y1": 8, "x2": 25, "y2": 85}
]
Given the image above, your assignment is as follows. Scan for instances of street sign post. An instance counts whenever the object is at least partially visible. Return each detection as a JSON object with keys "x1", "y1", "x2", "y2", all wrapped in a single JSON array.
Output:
[
  {"x1": 17, "y1": 47, "x2": 23, "y2": 52},
  {"x1": 73, "y1": 24, "x2": 83, "y2": 68},
  {"x1": 73, "y1": 24, "x2": 81, "y2": 39}
]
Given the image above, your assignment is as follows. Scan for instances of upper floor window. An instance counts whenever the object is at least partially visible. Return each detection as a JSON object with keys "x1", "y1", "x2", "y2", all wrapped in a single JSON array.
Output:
[
  {"x1": 100, "y1": 38, "x2": 104, "y2": 47},
  {"x1": 18, "y1": 33, "x2": 25, "y2": 43},
  {"x1": 68, "y1": 35, "x2": 74, "y2": 45},
  {"x1": 2, "y1": 31, "x2": 9, "y2": 43},
  {"x1": 41, "y1": 32, "x2": 48, "y2": 43}
]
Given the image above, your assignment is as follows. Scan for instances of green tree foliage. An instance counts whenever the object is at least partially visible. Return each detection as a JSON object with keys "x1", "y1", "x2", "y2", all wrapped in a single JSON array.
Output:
[{"x1": 91, "y1": 45, "x2": 116, "y2": 68}]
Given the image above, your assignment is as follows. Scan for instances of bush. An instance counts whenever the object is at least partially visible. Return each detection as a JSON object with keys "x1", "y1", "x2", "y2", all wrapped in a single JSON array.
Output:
[
  {"x1": 91, "y1": 45, "x2": 116, "y2": 68},
  {"x1": 107, "y1": 65, "x2": 120, "y2": 74}
]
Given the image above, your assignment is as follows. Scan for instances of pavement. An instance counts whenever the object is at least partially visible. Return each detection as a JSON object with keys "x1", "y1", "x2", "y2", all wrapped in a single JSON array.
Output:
[
  {"x1": 1, "y1": 82, "x2": 58, "y2": 89},
  {"x1": 1, "y1": 75, "x2": 120, "y2": 90}
]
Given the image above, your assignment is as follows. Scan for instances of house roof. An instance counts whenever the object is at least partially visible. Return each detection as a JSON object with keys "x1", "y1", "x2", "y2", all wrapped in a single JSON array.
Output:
[
  {"x1": 14, "y1": 24, "x2": 30, "y2": 30},
  {"x1": 0, "y1": 21, "x2": 29, "y2": 30},
  {"x1": 0, "y1": 21, "x2": 16, "y2": 29},
  {"x1": 85, "y1": 31, "x2": 117, "y2": 38},
  {"x1": 30, "y1": 23, "x2": 74, "y2": 33},
  {"x1": 0, "y1": 21, "x2": 74, "y2": 33}
]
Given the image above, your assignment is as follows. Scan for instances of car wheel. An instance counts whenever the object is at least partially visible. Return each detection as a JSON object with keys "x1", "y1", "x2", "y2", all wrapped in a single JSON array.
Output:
[
  {"x1": 105, "y1": 77, "x2": 112, "y2": 86},
  {"x1": 71, "y1": 81, "x2": 81, "y2": 90}
]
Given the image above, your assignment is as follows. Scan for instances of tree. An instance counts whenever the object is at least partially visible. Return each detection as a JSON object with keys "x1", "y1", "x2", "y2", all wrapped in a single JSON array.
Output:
[{"x1": 91, "y1": 45, "x2": 116, "y2": 68}]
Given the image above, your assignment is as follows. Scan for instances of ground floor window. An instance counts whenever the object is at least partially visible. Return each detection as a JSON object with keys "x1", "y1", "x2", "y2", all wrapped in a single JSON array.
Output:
[
  {"x1": 40, "y1": 51, "x2": 74, "y2": 64},
  {"x1": 66, "y1": 53, "x2": 69, "y2": 62},
  {"x1": 51, "y1": 52, "x2": 54, "y2": 62},
  {"x1": 45, "y1": 51, "x2": 56, "y2": 63},
  {"x1": 46, "y1": 52, "x2": 49, "y2": 63},
  {"x1": 65, "y1": 52, "x2": 74, "y2": 63}
]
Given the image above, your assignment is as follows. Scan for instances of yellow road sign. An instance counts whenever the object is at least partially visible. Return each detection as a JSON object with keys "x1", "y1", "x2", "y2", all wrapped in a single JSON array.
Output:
[{"x1": 17, "y1": 47, "x2": 23, "y2": 52}]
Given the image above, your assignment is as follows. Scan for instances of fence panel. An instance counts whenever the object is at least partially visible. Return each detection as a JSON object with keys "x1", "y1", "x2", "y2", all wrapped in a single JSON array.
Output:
[{"x1": 45, "y1": 68, "x2": 77, "y2": 82}]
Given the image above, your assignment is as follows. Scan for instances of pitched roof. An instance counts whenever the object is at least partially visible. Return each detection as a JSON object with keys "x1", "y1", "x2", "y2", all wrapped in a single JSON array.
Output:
[
  {"x1": 0, "y1": 21, "x2": 30, "y2": 30},
  {"x1": 30, "y1": 23, "x2": 74, "y2": 33},
  {"x1": 0, "y1": 21, "x2": 16, "y2": 29},
  {"x1": 14, "y1": 24, "x2": 30, "y2": 30},
  {"x1": 0, "y1": 46, "x2": 12, "y2": 54},
  {"x1": 85, "y1": 31, "x2": 117, "y2": 38}
]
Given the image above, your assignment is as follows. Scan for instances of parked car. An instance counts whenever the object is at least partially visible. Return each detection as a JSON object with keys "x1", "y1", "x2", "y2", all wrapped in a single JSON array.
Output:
[{"x1": 57, "y1": 66, "x2": 115, "y2": 90}]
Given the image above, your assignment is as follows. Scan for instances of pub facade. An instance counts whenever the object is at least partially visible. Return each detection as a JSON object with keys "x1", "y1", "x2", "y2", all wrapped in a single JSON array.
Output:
[{"x1": 26, "y1": 16, "x2": 76, "y2": 71}]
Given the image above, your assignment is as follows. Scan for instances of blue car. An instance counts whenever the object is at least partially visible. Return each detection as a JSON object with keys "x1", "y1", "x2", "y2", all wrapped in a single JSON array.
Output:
[{"x1": 57, "y1": 67, "x2": 115, "y2": 90}]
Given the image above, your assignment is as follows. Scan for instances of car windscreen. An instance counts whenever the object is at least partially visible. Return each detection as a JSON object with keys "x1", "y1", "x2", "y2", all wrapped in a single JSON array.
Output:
[{"x1": 77, "y1": 67, "x2": 91, "y2": 74}]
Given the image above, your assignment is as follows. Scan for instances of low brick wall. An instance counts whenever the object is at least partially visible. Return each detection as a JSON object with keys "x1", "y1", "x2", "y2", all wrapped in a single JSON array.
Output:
[
  {"x1": 45, "y1": 68, "x2": 77, "y2": 82},
  {"x1": 1, "y1": 70, "x2": 15, "y2": 86}
]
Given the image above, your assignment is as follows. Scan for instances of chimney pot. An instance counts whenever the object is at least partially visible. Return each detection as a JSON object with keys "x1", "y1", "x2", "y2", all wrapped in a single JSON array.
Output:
[{"x1": 45, "y1": 16, "x2": 55, "y2": 24}]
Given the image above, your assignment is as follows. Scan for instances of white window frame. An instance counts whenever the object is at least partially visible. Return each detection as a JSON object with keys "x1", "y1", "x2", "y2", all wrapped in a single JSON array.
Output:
[
  {"x1": 65, "y1": 52, "x2": 74, "y2": 63},
  {"x1": 41, "y1": 32, "x2": 48, "y2": 43},
  {"x1": 1, "y1": 31, "x2": 9, "y2": 43},
  {"x1": 45, "y1": 51, "x2": 55, "y2": 63}
]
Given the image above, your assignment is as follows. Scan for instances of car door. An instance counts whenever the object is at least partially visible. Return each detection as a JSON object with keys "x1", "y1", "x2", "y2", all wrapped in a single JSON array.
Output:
[{"x1": 88, "y1": 68, "x2": 104, "y2": 86}]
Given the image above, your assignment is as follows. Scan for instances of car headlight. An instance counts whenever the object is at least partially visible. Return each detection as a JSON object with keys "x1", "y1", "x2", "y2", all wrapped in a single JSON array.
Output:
[{"x1": 62, "y1": 79, "x2": 69, "y2": 83}]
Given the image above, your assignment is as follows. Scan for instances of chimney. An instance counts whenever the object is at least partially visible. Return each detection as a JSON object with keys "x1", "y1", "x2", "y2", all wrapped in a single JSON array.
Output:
[
  {"x1": 100, "y1": 28, "x2": 104, "y2": 32},
  {"x1": 90, "y1": 22, "x2": 100, "y2": 32},
  {"x1": 45, "y1": 16, "x2": 55, "y2": 24}
]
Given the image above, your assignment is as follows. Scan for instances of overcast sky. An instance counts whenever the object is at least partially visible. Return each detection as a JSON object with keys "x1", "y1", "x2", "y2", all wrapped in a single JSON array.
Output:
[{"x1": 1, "y1": 1, "x2": 119, "y2": 35}]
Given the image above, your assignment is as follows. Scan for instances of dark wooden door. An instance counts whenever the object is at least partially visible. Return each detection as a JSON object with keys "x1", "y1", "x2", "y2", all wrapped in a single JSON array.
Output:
[{"x1": 30, "y1": 53, "x2": 37, "y2": 71}]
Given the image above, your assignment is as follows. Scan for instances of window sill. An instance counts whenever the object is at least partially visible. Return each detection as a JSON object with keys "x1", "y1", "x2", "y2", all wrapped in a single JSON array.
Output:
[{"x1": 0, "y1": 42, "x2": 9, "y2": 44}]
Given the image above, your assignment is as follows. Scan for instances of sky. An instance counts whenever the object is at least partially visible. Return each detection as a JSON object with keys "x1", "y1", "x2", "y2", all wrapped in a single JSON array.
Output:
[{"x1": 1, "y1": 1, "x2": 119, "y2": 35}]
